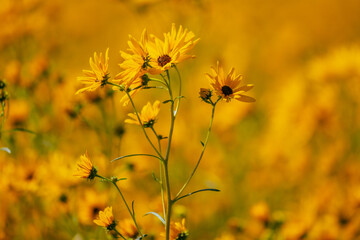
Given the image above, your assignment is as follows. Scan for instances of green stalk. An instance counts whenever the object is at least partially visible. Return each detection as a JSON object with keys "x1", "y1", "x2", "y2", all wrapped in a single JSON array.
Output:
[
  {"x1": 173, "y1": 65, "x2": 182, "y2": 116},
  {"x1": 96, "y1": 174, "x2": 144, "y2": 237},
  {"x1": 149, "y1": 78, "x2": 168, "y2": 89},
  {"x1": 114, "y1": 228, "x2": 126, "y2": 240},
  {"x1": 107, "y1": 81, "x2": 163, "y2": 161},
  {"x1": 175, "y1": 99, "x2": 219, "y2": 200},
  {"x1": 124, "y1": 90, "x2": 164, "y2": 160},
  {"x1": 163, "y1": 69, "x2": 176, "y2": 240},
  {"x1": 150, "y1": 126, "x2": 166, "y2": 219}
]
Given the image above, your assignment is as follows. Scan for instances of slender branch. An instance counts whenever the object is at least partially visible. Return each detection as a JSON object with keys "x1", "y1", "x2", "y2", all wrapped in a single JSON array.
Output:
[
  {"x1": 149, "y1": 126, "x2": 166, "y2": 219},
  {"x1": 111, "y1": 154, "x2": 160, "y2": 162},
  {"x1": 150, "y1": 126, "x2": 162, "y2": 154},
  {"x1": 173, "y1": 65, "x2": 182, "y2": 116},
  {"x1": 163, "y1": 69, "x2": 176, "y2": 240},
  {"x1": 164, "y1": 160, "x2": 173, "y2": 240},
  {"x1": 122, "y1": 90, "x2": 164, "y2": 161},
  {"x1": 113, "y1": 228, "x2": 126, "y2": 240},
  {"x1": 149, "y1": 78, "x2": 169, "y2": 89},
  {"x1": 96, "y1": 174, "x2": 144, "y2": 237},
  {"x1": 159, "y1": 161, "x2": 166, "y2": 219},
  {"x1": 175, "y1": 102, "x2": 218, "y2": 199},
  {"x1": 174, "y1": 188, "x2": 220, "y2": 202}
]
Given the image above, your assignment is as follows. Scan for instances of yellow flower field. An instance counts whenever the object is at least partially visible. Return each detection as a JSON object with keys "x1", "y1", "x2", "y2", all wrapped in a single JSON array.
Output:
[{"x1": 1, "y1": 0, "x2": 360, "y2": 239}]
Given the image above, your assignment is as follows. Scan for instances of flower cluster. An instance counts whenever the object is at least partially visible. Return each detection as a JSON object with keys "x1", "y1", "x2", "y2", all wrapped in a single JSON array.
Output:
[
  {"x1": 74, "y1": 24, "x2": 254, "y2": 240},
  {"x1": 76, "y1": 24, "x2": 199, "y2": 105}
]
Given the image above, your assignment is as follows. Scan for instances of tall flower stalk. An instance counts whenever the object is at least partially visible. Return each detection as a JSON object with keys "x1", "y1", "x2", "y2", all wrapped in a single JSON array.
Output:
[{"x1": 74, "y1": 24, "x2": 254, "y2": 240}]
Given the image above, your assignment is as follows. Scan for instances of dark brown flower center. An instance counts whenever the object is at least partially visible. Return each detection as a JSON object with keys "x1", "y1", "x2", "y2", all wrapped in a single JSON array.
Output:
[
  {"x1": 157, "y1": 55, "x2": 171, "y2": 67},
  {"x1": 221, "y1": 85, "x2": 233, "y2": 96},
  {"x1": 92, "y1": 206, "x2": 101, "y2": 218}
]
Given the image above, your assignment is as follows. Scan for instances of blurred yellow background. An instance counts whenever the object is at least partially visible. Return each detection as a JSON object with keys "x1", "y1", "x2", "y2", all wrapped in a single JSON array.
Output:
[{"x1": 1, "y1": 0, "x2": 360, "y2": 239}]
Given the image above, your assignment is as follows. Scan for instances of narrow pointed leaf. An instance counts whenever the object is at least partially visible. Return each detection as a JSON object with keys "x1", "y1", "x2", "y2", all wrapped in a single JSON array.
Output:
[
  {"x1": 0, "y1": 147, "x2": 11, "y2": 154},
  {"x1": 144, "y1": 212, "x2": 166, "y2": 225},
  {"x1": 162, "y1": 99, "x2": 173, "y2": 104},
  {"x1": 175, "y1": 188, "x2": 220, "y2": 202},
  {"x1": 11, "y1": 128, "x2": 36, "y2": 134},
  {"x1": 132, "y1": 201, "x2": 135, "y2": 216},
  {"x1": 111, "y1": 154, "x2": 160, "y2": 162}
]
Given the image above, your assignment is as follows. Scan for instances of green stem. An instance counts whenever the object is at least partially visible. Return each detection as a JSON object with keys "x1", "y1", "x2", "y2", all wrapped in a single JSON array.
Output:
[
  {"x1": 163, "y1": 70, "x2": 176, "y2": 240},
  {"x1": 164, "y1": 161, "x2": 173, "y2": 240},
  {"x1": 149, "y1": 78, "x2": 168, "y2": 89},
  {"x1": 150, "y1": 126, "x2": 166, "y2": 218},
  {"x1": 114, "y1": 228, "x2": 126, "y2": 240},
  {"x1": 0, "y1": 102, "x2": 6, "y2": 139},
  {"x1": 159, "y1": 161, "x2": 166, "y2": 219},
  {"x1": 175, "y1": 102, "x2": 218, "y2": 200},
  {"x1": 173, "y1": 65, "x2": 182, "y2": 116},
  {"x1": 112, "y1": 86, "x2": 164, "y2": 161},
  {"x1": 111, "y1": 153, "x2": 160, "y2": 162},
  {"x1": 96, "y1": 175, "x2": 144, "y2": 237},
  {"x1": 150, "y1": 126, "x2": 162, "y2": 153}
]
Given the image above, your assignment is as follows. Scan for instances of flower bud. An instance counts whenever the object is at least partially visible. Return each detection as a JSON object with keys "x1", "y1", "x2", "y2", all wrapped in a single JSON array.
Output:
[{"x1": 199, "y1": 88, "x2": 212, "y2": 104}]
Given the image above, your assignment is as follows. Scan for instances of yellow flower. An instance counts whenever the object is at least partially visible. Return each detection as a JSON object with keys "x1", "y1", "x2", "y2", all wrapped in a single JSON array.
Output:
[
  {"x1": 77, "y1": 189, "x2": 108, "y2": 225},
  {"x1": 250, "y1": 201, "x2": 270, "y2": 223},
  {"x1": 148, "y1": 24, "x2": 199, "y2": 74},
  {"x1": 114, "y1": 29, "x2": 150, "y2": 90},
  {"x1": 93, "y1": 206, "x2": 116, "y2": 230},
  {"x1": 76, "y1": 48, "x2": 110, "y2": 94},
  {"x1": 206, "y1": 61, "x2": 255, "y2": 103},
  {"x1": 74, "y1": 152, "x2": 97, "y2": 180},
  {"x1": 169, "y1": 219, "x2": 188, "y2": 240},
  {"x1": 125, "y1": 100, "x2": 161, "y2": 127},
  {"x1": 119, "y1": 218, "x2": 139, "y2": 238}
]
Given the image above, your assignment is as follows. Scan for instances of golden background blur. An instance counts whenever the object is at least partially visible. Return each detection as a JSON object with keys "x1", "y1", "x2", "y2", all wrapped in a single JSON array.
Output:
[{"x1": 1, "y1": 0, "x2": 360, "y2": 239}]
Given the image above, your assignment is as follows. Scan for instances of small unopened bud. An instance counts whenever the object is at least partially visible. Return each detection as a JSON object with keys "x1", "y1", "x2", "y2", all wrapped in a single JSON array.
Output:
[
  {"x1": 199, "y1": 88, "x2": 212, "y2": 104},
  {"x1": 141, "y1": 74, "x2": 150, "y2": 86}
]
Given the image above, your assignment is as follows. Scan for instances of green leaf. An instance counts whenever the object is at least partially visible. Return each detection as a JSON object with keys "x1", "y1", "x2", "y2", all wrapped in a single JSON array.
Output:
[
  {"x1": 175, "y1": 188, "x2": 220, "y2": 202},
  {"x1": 111, "y1": 154, "x2": 160, "y2": 162},
  {"x1": 144, "y1": 212, "x2": 165, "y2": 225},
  {"x1": 0, "y1": 147, "x2": 11, "y2": 154},
  {"x1": 200, "y1": 141, "x2": 204, "y2": 147},
  {"x1": 131, "y1": 201, "x2": 135, "y2": 216},
  {"x1": 11, "y1": 128, "x2": 36, "y2": 134},
  {"x1": 162, "y1": 99, "x2": 173, "y2": 104}
]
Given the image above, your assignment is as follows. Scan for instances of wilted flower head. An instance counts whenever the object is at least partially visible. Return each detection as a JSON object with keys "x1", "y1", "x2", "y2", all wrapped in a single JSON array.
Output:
[
  {"x1": 76, "y1": 48, "x2": 110, "y2": 94},
  {"x1": 93, "y1": 206, "x2": 116, "y2": 231},
  {"x1": 206, "y1": 61, "x2": 255, "y2": 103},
  {"x1": 74, "y1": 152, "x2": 97, "y2": 180},
  {"x1": 125, "y1": 100, "x2": 161, "y2": 128}
]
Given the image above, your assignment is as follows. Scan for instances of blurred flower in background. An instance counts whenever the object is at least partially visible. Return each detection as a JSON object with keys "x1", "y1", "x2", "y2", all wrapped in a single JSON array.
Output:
[{"x1": 1, "y1": 0, "x2": 360, "y2": 239}]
